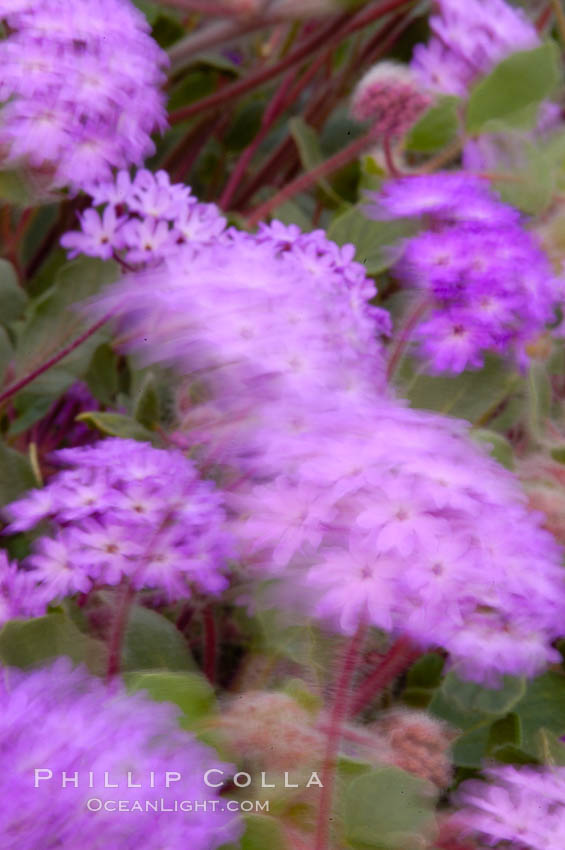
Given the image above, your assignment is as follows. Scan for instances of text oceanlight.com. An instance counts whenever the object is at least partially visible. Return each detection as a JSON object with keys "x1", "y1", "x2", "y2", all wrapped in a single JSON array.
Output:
[{"x1": 85, "y1": 799, "x2": 270, "y2": 813}]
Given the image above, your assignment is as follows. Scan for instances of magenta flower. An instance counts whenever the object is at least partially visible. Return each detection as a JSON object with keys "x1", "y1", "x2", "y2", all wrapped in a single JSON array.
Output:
[
  {"x1": 0, "y1": 659, "x2": 242, "y2": 849},
  {"x1": 3, "y1": 439, "x2": 234, "y2": 607},
  {"x1": 0, "y1": 0, "x2": 168, "y2": 192}
]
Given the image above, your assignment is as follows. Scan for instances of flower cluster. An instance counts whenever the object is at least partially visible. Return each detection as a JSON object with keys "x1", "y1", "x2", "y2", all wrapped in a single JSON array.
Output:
[
  {"x1": 0, "y1": 0, "x2": 168, "y2": 192},
  {"x1": 3, "y1": 438, "x2": 233, "y2": 606},
  {"x1": 350, "y1": 62, "x2": 431, "y2": 139},
  {"x1": 81, "y1": 180, "x2": 565, "y2": 686},
  {"x1": 455, "y1": 765, "x2": 565, "y2": 850},
  {"x1": 410, "y1": 0, "x2": 539, "y2": 96},
  {"x1": 62, "y1": 169, "x2": 226, "y2": 264},
  {"x1": 368, "y1": 173, "x2": 561, "y2": 373},
  {"x1": 0, "y1": 659, "x2": 241, "y2": 849},
  {"x1": 0, "y1": 549, "x2": 42, "y2": 627}
]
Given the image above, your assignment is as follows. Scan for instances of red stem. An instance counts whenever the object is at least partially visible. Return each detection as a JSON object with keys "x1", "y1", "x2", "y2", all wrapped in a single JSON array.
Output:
[
  {"x1": 0, "y1": 313, "x2": 110, "y2": 407},
  {"x1": 234, "y1": 9, "x2": 412, "y2": 211},
  {"x1": 219, "y1": 68, "x2": 298, "y2": 210},
  {"x1": 169, "y1": 15, "x2": 349, "y2": 125},
  {"x1": 386, "y1": 298, "x2": 430, "y2": 382},
  {"x1": 314, "y1": 623, "x2": 367, "y2": 850},
  {"x1": 383, "y1": 133, "x2": 404, "y2": 178},
  {"x1": 169, "y1": 0, "x2": 413, "y2": 126},
  {"x1": 203, "y1": 605, "x2": 218, "y2": 684},
  {"x1": 536, "y1": 2, "x2": 553, "y2": 32},
  {"x1": 106, "y1": 583, "x2": 136, "y2": 682},
  {"x1": 246, "y1": 131, "x2": 374, "y2": 228},
  {"x1": 350, "y1": 636, "x2": 421, "y2": 717}
]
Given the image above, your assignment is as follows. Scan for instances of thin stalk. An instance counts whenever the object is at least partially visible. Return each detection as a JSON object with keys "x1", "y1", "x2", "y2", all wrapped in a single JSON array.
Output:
[
  {"x1": 219, "y1": 68, "x2": 298, "y2": 209},
  {"x1": 169, "y1": 0, "x2": 413, "y2": 124},
  {"x1": 314, "y1": 623, "x2": 367, "y2": 850},
  {"x1": 170, "y1": 15, "x2": 348, "y2": 123},
  {"x1": 106, "y1": 583, "x2": 136, "y2": 681},
  {"x1": 551, "y1": 0, "x2": 565, "y2": 45},
  {"x1": 0, "y1": 313, "x2": 110, "y2": 407},
  {"x1": 350, "y1": 636, "x2": 420, "y2": 717},
  {"x1": 234, "y1": 6, "x2": 412, "y2": 209},
  {"x1": 416, "y1": 138, "x2": 462, "y2": 175},
  {"x1": 383, "y1": 133, "x2": 403, "y2": 177},
  {"x1": 246, "y1": 131, "x2": 374, "y2": 227},
  {"x1": 386, "y1": 298, "x2": 430, "y2": 382},
  {"x1": 202, "y1": 605, "x2": 218, "y2": 684},
  {"x1": 536, "y1": 2, "x2": 553, "y2": 32}
]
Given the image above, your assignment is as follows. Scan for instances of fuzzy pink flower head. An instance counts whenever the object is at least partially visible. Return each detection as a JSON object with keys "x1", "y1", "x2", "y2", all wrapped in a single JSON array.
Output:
[{"x1": 351, "y1": 61, "x2": 432, "y2": 138}]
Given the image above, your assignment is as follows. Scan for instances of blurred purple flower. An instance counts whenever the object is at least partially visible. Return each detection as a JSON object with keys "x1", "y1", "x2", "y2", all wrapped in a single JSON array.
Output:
[
  {"x1": 0, "y1": 0, "x2": 168, "y2": 192},
  {"x1": 0, "y1": 659, "x2": 242, "y2": 849},
  {"x1": 3, "y1": 438, "x2": 234, "y2": 606}
]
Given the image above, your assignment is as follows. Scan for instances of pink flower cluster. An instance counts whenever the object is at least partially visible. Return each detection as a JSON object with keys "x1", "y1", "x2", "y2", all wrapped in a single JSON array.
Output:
[
  {"x1": 2, "y1": 439, "x2": 233, "y2": 611},
  {"x1": 79, "y1": 172, "x2": 565, "y2": 686},
  {"x1": 410, "y1": 0, "x2": 539, "y2": 96},
  {"x1": 62, "y1": 169, "x2": 226, "y2": 263},
  {"x1": 0, "y1": 0, "x2": 168, "y2": 191},
  {"x1": 0, "y1": 659, "x2": 241, "y2": 849}
]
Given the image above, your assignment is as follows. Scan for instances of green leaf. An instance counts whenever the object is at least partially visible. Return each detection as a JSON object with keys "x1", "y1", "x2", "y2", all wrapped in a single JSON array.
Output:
[
  {"x1": 133, "y1": 372, "x2": 160, "y2": 429},
  {"x1": 0, "y1": 612, "x2": 105, "y2": 672},
  {"x1": 0, "y1": 170, "x2": 36, "y2": 206},
  {"x1": 405, "y1": 653, "x2": 445, "y2": 689},
  {"x1": 0, "y1": 325, "x2": 13, "y2": 386},
  {"x1": 551, "y1": 447, "x2": 565, "y2": 463},
  {"x1": 525, "y1": 360, "x2": 552, "y2": 441},
  {"x1": 121, "y1": 606, "x2": 197, "y2": 673},
  {"x1": 514, "y1": 672, "x2": 565, "y2": 755},
  {"x1": 0, "y1": 259, "x2": 27, "y2": 323},
  {"x1": 490, "y1": 745, "x2": 540, "y2": 765},
  {"x1": 429, "y1": 676, "x2": 525, "y2": 768},
  {"x1": 405, "y1": 97, "x2": 460, "y2": 153},
  {"x1": 0, "y1": 440, "x2": 36, "y2": 506},
  {"x1": 327, "y1": 205, "x2": 416, "y2": 274},
  {"x1": 537, "y1": 728, "x2": 565, "y2": 765},
  {"x1": 466, "y1": 43, "x2": 561, "y2": 134},
  {"x1": 125, "y1": 671, "x2": 215, "y2": 729},
  {"x1": 224, "y1": 102, "x2": 265, "y2": 152},
  {"x1": 471, "y1": 429, "x2": 514, "y2": 469},
  {"x1": 344, "y1": 767, "x2": 437, "y2": 850},
  {"x1": 85, "y1": 344, "x2": 119, "y2": 405},
  {"x1": 443, "y1": 673, "x2": 526, "y2": 716},
  {"x1": 403, "y1": 653, "x2": 445, "y2": 707},
  {"x1": 487, "y1": 713, "x2": 521, "y2": 754},
  {"x1": 240, "y1": 814, "x2": 287, "y2": 850},
  {"x1": 270, "y1": 200, "x2": 313, "y2": 231},
  {"x1": 396, "y1": 355, "x2": 520, "y2": 426},
  {"x1": 76, "y1": 411, "x2": 155, "y2": 442},
  {"x1": 290, "y1": 117, "x2": 342, "y2": 204},
  {"x1": 488, "y1": 137, "x2": 554, "y2": 215}
]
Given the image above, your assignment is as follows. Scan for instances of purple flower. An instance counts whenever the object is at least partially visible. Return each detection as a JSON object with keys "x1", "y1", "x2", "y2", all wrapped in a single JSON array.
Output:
[
  {"x1": 411, "y1": 0, "x2": 539, "y2": 96},
  {"x1": 455, "y1": 765, "x2": 565, "y2": 850},
  {"x1": 0, "y1": 0, "x2": 168, "y2": 192},
  {"x1": 0, "y1": 659, "x2": 242, "y2": 849},
  {"x1": 3, "y1": 439, "x2": 234, "y2": 606},
  {"x1": 61, "y1": 169, "x2": 226, "y2": 267},
  {"x1": 78, "y1": 189, "x2": 565, "y2": 686},
  {"x1": 366, "y1": 173, "x2": 561, "y2": 373},
  {"x1": 0, "y1": 550, "x2": 42, "y2": 626}
]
